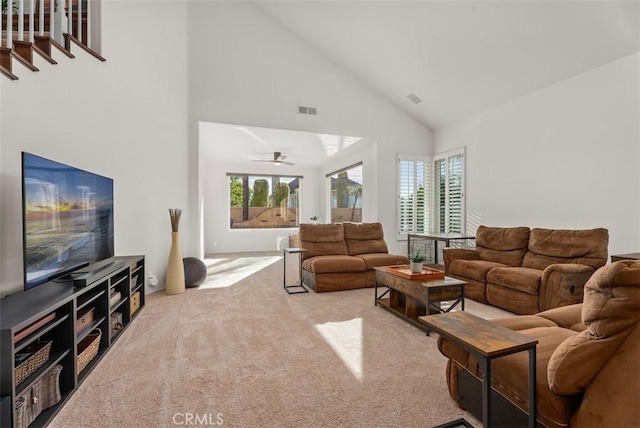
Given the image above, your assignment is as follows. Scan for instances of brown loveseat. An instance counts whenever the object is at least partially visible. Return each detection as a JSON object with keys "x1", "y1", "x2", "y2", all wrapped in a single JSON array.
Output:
[
  {"x1": 299, "y1": 222, "x2": 409, "y2": 292},
  {"x1": 444, "y1": 226, "x2": 609, "y2": 314},
  {"x1": 437, "y1": 260, "x2": 640, "y2": 427}
]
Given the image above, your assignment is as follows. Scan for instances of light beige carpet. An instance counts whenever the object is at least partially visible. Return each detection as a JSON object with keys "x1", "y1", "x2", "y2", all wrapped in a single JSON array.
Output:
[{"x1": 50, "y1": 252, "x2": 514, "y2": 428}]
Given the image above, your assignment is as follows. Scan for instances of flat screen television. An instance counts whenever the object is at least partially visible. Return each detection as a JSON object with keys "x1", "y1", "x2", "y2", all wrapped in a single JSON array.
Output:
[{"x1": 22, "y1": 152, "x2": 114, "y2": 290}]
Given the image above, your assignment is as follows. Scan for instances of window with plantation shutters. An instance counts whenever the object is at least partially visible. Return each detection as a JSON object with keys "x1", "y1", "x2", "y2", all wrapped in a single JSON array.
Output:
[
  {"x1": 434, "y1": 148, "x2": 465, "y2": 234},
  {"x1": 397, "y1": 155, "x2": 430, "y2": 239},
  {"x1": 397, "y1": 148, "x2": 465, "y2": 239}
]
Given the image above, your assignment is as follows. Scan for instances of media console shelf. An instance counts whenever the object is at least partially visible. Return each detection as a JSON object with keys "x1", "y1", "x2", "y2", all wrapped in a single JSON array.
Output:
[{"x1": 0, "y1": 255, "x2": 145, "y2": 428}]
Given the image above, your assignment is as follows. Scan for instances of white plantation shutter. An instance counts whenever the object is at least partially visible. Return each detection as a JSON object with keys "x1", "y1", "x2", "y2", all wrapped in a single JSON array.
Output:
[
  {"x1": 398, "y1": 159, "x2": 414, "y2": 235},
  {"x1": 447, "y1": 154, "x2": 464, "y2": 233},
  {"x1": 433, "y1": 148, "x2": 465, "y2": 234},
  {"x1": 416, "y1": 160, "x2": 429, "y2": 233},
  {"x1": 397, "y1": 149, "x2": 465, "y2": 239},
  {"x1": 397, "y1": 155, "x2": 430, "y2": 239},
  {"x1": 434, "y1": 158, "x2": 445, "y2": 233}
]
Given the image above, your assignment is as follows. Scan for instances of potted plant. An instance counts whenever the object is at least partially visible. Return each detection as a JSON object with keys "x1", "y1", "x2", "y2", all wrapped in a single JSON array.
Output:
[
  {"x1": 410, "y1": 249, "x2": 426, "y2": 273},
  {"x1": 310, "y1": 215, "x2": 319, "y2": 224}
]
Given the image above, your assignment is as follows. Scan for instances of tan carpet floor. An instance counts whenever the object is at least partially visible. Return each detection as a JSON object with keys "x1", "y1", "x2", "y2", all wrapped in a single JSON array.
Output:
[{"x1": 49, "y1": 252, "x2": 514, "y2": 428}]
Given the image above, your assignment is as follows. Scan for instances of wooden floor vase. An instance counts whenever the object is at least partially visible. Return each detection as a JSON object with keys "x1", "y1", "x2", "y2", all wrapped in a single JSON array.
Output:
[{"x1": 165, "y1": 232, "x2": 185, "y2": 295}]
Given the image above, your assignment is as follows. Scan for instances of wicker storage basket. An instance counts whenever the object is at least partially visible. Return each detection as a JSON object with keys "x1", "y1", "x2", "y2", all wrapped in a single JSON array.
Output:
[
  {"x1": 14, "y1": 340, "x2": 52, "y2": 386},
  {"x1": 77, "y1": 329, "x2": 101, "y2": 374},
  {"x1": 15, "y1": 364, "x2": 62, "y2": 428}
]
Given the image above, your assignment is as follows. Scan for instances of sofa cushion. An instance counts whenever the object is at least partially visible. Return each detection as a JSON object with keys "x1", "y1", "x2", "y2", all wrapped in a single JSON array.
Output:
[
  {"x1": 490, "y1": 326, "x2": 581, "y2": 428},
  {"x1": 449, "y1": 259, "x2": 508, "y2": 283},
  {"x1": 522, "y1": 228, "x2": 609, "y2": 271},
  {"x1": 490, "y1": 315, "x2": 559, "y2": 331},
  {"x1": 356, "y1": 253, "x2": 409, "y2": 270},
  {"x1": 547, "y1": 260, "x2": 640, "y2": 395},
  {"x1": 306, "y1": 272, "x2": 367, "y2": 292},
  {"x1": 299, "y1": 223, "x2": 348, "y2": 259},
  {"x1": 486, "y1": 283, "x2": 540, "y2": 315},
  {"x1": 570, "y1": 323, "x2": 640, "y2": 428},
  {"x1": 343, "y1": 222, "x2": 389, "y2": 255},
  {"x1": 537, "y1": 304, "x2": 586, "y2": 332},
  {"x1": 487, "y1": 267, "x2": 542, "y2": 295},
  {"x1": 302, "y1": 255, "x2": 366, "y2": 274},
  {"x1": 475, "y1": 226, "x2": 530, "y2": 266}
]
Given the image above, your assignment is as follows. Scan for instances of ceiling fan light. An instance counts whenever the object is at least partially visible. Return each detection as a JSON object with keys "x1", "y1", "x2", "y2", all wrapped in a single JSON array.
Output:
[{"x1": 274, "y1": 161, "x2": 282, "y2": 166}]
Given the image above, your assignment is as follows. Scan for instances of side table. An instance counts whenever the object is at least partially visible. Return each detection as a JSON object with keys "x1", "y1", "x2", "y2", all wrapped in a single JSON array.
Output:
[
  {"x1": 419, "y1": 311, "x2": 538, "y2": 428},
  {"x1": 283, "y1": 247, "x2": 308, "y2": 294},
  {"x1": 610, "y1": 253, "x2": 640, "y2": 262}
]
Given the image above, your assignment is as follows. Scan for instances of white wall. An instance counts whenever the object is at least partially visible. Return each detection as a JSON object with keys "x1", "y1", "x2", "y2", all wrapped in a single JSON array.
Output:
[
  {"x1": 188, "y1": 1, "x2": 433, "y2": 256},
  {"x1": 0, "y1": 1, "x2": 189, "y2": 296},
  {"x1": 434, "y1": 53, "x2": 640, "y2": 256}
]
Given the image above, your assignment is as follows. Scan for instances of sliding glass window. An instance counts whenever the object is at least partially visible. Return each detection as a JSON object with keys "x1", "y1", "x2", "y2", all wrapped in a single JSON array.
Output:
[
  {"x1": 327, "y1": 163, "x2": 363, "y2": 223},
  {"x1": 228, "y1": 174, "x2": 301, "y2": 229}
]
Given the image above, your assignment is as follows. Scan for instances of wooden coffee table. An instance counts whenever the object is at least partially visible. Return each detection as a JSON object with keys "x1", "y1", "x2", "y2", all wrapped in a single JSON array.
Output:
[{"x1": 374, "y1": 266, "x2": 466, "y2": 331}]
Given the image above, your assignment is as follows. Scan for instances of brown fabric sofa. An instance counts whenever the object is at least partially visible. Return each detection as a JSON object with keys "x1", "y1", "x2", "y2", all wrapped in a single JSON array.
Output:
[
  {"x1": 299, "y1": 222, "x2": 409, "y2": 292},
  {"x1": 437, "y1": 260, "x2": 640, "y2": 428},
  {"x1": 444, "y1": 226, "x2": 609, "y2": 314}
]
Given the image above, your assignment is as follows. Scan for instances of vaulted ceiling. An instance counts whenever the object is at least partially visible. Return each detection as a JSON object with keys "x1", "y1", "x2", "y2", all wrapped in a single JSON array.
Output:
[
  {"x1": 254, "y1": 0, "x2": 640, "y2": 130},
  {"x1": 201, "y1": 1, "x2": 640, "y2": 165}
]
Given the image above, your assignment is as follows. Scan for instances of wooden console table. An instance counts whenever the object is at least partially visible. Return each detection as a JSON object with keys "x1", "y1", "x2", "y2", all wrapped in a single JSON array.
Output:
[{"x1": 419, "y1": 311, "x2": 538, "y2": 428}]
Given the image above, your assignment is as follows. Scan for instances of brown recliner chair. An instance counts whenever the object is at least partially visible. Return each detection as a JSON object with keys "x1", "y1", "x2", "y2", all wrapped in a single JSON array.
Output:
[{"x1": 437, "y1": 260, "x2": 640, "y2": 427}]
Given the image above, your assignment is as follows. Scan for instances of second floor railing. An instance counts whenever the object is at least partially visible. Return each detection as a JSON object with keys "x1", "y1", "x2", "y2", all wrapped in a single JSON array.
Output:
[{"x1": 1, "y1": 0, "x2": 103, "y2": 80}]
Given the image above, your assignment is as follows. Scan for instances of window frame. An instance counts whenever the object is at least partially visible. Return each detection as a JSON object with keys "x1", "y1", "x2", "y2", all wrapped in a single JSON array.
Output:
[
  {"x1": 326, "y1": 162, "x2": 364, "y2": 224},
  {"x1": 396, "y1": 147, "x2": 466, "y2": 240},
  {"x1": 227, "y1": 172, "x2": 302, "y2": 230},
  {"x1": 433, "y1": 147, "x2": 466, "y2": 234},
  {"x1": 396, "y1": 154, "x2": 431, "y2": 240}
]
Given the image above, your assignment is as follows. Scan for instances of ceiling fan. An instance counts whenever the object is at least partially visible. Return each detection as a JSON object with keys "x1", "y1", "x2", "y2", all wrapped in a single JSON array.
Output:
[{"x1": 251, "y1": 151, "x2": 295, "y2": 166}]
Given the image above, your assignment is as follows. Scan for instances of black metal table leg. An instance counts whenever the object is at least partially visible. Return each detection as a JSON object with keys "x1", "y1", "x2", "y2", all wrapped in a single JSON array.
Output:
[
  {"x1": 283, "y1": 248, "x2": 308, "y2": 294},
  {"x1": 529, "y1": 347, "x2": 537, "y2": 428}
]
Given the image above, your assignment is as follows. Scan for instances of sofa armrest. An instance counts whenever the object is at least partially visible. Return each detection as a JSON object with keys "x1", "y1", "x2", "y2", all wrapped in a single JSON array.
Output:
[
  {"x1": 536, "y1": 303, "x2": 584, "y2": 331},
  {"x1": 443, "y1": 248, "x2": 480, "y2": 275},
  {"x1": 539, "y1": 263, "x2": 595, "y2": 312}
]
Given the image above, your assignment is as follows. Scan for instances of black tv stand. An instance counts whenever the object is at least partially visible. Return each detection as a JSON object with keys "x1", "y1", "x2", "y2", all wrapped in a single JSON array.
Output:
[{"x1": 0, "y1": 255, "x2": 145, "y2": 428}]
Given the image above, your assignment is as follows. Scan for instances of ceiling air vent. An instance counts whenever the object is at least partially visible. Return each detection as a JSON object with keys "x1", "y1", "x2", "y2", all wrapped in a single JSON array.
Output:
[
  {"x1": 297, "y1": 105, "x2": 317, "y2": 116},
  {"x1": 407, "y1": 93, "x2": 422, "y2": 104}
]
